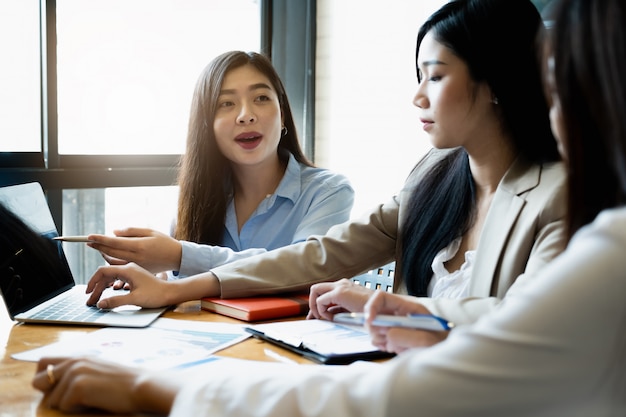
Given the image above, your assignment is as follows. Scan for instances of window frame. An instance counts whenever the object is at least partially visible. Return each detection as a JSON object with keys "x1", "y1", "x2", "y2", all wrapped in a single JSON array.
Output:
[{"x1": 0, "y1": 0, "x2": 316, "y2": 231}]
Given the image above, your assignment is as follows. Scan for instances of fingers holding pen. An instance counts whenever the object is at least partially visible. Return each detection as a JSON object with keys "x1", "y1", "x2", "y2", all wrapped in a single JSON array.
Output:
[
  {"x1": 87, "y1": 229, "x2": 181, "y2": 274},
  {"x1": 364, "y1": 291, "x2": 450, "y2": 353}
]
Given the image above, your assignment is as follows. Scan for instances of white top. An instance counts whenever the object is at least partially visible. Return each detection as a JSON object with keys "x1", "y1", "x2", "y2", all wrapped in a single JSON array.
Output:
[
  {"x1": 428, "y1": 237, "x2": 474, "y2": 298},
  {"x1": 169, "y1": 207, "x2": 626, "y2": 417}
]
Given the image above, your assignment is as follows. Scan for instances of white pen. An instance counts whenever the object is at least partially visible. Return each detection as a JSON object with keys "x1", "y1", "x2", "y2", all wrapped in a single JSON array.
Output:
[{"x1": 53, "y1": 235, "x2": 93, "y2": 243}]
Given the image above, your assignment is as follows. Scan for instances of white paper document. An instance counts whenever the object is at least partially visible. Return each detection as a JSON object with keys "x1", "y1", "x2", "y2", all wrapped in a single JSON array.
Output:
[
  {"x1": 247, "y1": 319, "x2": 380, "y2": 356},
  {"x1": 12, "y1": 318, "x2": 251, "y2": 370}
]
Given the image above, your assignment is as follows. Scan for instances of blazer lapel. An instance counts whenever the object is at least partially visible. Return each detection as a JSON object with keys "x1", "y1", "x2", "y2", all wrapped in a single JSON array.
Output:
[{"x1": 469, "y1": 158, "x2": 541, "y2": 296}]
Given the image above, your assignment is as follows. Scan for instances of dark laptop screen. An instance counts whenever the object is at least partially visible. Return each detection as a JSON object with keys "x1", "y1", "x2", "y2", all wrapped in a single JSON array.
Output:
[{"x1": 0, "y1": 187, "x2": 75, "y2": 317}]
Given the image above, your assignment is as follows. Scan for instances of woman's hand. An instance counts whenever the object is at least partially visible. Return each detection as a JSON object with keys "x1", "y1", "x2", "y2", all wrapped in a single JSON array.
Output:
[
  {"x1": 87, "y1": 228, "x2": 182, "y2": 274},
  {"x1": 86, "y1": 263, "x2": 173, "y2": 309},
  {"x1": 307, "y1": 278, "x2": 374, "y2": 320},
  {"x1": 32, "y1": 356, "x2": 176, "y2": 415},
  {"x1": 363, "y1": 290, "x2": 449, "y2": 353}
]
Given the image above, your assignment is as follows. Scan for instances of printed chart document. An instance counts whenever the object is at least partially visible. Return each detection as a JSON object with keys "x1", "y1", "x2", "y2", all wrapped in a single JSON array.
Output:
[
  {"x1": 245, "y1": 319, "x2": 395, "y2": 365},
  {"x1": 12, "y1": 318, "x2": 251, "y2": 370}
]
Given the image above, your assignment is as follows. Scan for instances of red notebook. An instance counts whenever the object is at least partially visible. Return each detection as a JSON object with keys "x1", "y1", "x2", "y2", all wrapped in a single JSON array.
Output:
[{"x1": 200, "y1": 292, "x2": 310, "y2": 322}]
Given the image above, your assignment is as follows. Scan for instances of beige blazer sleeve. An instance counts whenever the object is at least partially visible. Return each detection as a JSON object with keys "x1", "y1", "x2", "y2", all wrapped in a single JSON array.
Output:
[
  {"x1": 211, "y1": 193, "x2": 402, "y2": 297},
  {"x1": 210, "y1": 147, "x2": 444, "y2": 298},
  {"x1": 212, "y1": 148, "x2": 567, "y2": 328}
]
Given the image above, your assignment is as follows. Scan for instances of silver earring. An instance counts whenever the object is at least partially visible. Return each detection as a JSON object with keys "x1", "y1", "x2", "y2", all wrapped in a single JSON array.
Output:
[
  {"x1": 492, "y1": 97, "x2": 499, "y2": 105},
  {"x1": 281, "y1": 126, "x2": 288, "y2": 136}
]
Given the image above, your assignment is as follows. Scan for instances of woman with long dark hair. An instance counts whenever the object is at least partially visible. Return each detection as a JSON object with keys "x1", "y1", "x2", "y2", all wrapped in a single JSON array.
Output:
[{"x1": 87, "y1": 51, "x2": 354, "y2": 279}]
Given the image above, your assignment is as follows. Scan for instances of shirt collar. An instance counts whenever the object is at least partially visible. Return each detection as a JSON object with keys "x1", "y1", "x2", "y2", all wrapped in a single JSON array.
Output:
[{"x1": 271, "y1": 153, "x2": 302, "y2": 204}]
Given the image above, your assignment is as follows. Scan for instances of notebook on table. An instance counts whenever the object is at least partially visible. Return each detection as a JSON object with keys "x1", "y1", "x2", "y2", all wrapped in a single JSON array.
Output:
[
  {"x1": 201, "y1": 292, "x2": 310, "y2": 322},
  {"x1": 0, "y1": 182, "x2": 167, "y2": 327}
]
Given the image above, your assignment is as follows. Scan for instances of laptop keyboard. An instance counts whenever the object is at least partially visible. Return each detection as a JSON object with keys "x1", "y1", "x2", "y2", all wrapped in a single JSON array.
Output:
[{"x1": 30, "y1": 290, "x2": 108, "y2": 322}]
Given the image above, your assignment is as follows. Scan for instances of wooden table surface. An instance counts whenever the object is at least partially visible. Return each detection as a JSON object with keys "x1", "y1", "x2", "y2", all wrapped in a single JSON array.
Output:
[{"x1": 0, "y1": 298, "x2": 312, "y2": 417}]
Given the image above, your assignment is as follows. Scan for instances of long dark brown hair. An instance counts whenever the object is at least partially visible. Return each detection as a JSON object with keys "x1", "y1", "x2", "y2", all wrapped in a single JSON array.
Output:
[
  {"x1": 545, "y1": 0, "x2": 626, "y2": 399},
  {"x1": 175, "y1": 51, "x2": 313, "y2": 244},
  {"x1": 544, "y1": 0, "x2": 626, "y2": 240}
]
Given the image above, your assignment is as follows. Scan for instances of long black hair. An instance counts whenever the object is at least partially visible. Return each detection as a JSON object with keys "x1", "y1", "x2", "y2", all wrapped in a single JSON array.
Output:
[{"x1": 400, "y1": 0, "x2": 560, "y2": 296}]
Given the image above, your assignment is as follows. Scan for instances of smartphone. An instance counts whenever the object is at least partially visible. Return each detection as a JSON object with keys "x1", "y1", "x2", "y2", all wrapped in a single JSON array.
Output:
[{"x1": 333, "y1": 312, "x2": 455, "y2": 331}]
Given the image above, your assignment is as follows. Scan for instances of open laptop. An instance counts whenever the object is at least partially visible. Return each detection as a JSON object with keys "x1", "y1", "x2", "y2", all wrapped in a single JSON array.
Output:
[{"x1": 0, "y1": 182, "x2": 167, "y2": 327}]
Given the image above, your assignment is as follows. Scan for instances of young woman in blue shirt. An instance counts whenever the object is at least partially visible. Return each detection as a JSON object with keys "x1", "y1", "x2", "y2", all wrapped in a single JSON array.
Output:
[{"x1": 86, "y1": 51, "x2": 354, "y2": 278}]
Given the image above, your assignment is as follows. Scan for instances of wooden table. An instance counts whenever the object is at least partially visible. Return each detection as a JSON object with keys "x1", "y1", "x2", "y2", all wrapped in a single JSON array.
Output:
[{"x1": 0, "y1": 299, "x2": 312, "y2": 417}]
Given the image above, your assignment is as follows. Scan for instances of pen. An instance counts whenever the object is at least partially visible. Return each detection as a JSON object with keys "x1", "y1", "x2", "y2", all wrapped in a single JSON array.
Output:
[
  {"x1": 333, "y1": 312, "x2": 455, "y2": 331},
  {"x1": 53, "y1": 236, "x2": 93, "y2": 243}
]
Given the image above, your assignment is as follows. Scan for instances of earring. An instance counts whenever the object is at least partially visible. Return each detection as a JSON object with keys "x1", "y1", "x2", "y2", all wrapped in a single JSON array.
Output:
[
  {"x1": 491, "y1": 97, "x2": 499, "y2": 105},
  {"x1": 281, "y1": 126, "x2": 288, "y2": 136}
]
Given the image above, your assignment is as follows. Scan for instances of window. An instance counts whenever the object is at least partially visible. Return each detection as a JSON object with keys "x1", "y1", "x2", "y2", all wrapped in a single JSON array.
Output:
[
  {"x1": 316, "y1": 0, "x2": 552, "y2": 217},
  {"x1": 56, "y1": 0, "x2": 260, "y2": 156},
  {"x1": 57, "y1": 0, "x2": 260, "y2": 280},
  {"x1": 1, "y1": 0, "x2": 315, "y2": 282},
  {"x1": 0, "y1": 0, "x2": 41, "y2": 156},
  {"x1": 0, "y1": 0, "x2": 276, "y2": 282},
  {"x1": 315, "y1": 0, "x2": 444, "y2": 217},
  {"x1": 62, "y1": 186, "x2": 180, "y2": 281}
]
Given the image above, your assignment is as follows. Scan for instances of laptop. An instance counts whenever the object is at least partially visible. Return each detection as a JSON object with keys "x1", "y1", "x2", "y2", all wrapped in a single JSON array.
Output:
[{"x1": 0, "y1": 182, "x2": 167, "y2": 327}]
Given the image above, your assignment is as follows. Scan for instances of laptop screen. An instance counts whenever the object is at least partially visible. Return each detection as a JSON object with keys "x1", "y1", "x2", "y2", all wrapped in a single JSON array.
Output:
[{"x1": 0, "y1": 183, "x2": 75, "y2": 317}]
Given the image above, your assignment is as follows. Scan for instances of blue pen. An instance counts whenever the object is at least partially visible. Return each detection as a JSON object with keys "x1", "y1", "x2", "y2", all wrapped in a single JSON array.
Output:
[{"x1": 333, "y1": 312, "x2": 455, "y2": 331}]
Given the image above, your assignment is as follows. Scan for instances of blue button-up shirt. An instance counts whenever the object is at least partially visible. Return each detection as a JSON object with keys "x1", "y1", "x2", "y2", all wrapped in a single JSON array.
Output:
[{"x1": 175, "y1": 154, "x2": 354, "y2": 278}]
